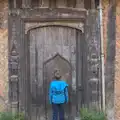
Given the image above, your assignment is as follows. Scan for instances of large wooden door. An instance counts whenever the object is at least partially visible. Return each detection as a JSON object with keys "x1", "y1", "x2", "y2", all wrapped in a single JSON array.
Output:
[{"x1": 28, "y1": 26, "x2": 83, "y2": 120}]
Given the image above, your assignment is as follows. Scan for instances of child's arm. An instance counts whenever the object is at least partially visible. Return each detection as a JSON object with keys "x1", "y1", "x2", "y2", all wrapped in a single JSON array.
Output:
[
  {"x1": 65, "y1": 87, "x2": 69, "y2": 103},
  {"x1": 49, "y1": 83, "x2": 52, "y2": 104}
]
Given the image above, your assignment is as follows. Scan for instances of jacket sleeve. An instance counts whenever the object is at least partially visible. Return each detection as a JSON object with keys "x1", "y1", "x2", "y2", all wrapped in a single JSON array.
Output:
[
  {"x1": 49, "y1": 83, "x2": 52, "y2": 104},
  {"x1": 65, "y1": 86, "x2": 69, "y2": 103}
]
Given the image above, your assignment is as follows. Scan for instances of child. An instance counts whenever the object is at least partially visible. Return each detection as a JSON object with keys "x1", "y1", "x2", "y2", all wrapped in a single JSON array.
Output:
[{"x1": 49, "y1": 69, "x2": 69, "y2": 120}]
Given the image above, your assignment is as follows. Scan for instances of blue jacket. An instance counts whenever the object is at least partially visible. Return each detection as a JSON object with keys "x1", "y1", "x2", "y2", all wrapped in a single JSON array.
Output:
[{"x1": 49, "y1": 80, "x2": 68, "y2": 104}]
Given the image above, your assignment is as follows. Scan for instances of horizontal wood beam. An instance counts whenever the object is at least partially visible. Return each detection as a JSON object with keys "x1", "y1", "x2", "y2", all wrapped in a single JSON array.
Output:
[{"x1": 20, "y1": 8, "x2": 86, "y2": 22}]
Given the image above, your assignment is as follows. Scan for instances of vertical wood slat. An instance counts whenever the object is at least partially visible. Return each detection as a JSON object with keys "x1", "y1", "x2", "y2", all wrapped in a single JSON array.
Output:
[
  {"x1": 24, "y1": 34, "x2": 28, "y2": 118},
  {"x1": 84, "y1": 0, "x2": 91, "y2": 9},
  {"x1": 81, "y1": 32, "x2": 87, "y2": 106},
  {"x1": 30, "y1": 30, "x2": 35, "y2": 120},
  {"x1": 8, "y1": 14, "x2": 21, "y2": 111},
  {"x1": 31, "y1": 0, "x2": 45, "y2": 8},
  {"x1": 16, "y1": 17, "x2": 21, "y2": 110},
  {"x1": 41, "y1": 0, "x2": 49, "y2": 7},
  {"x1": 31, "y1": 0, "x2": 39, "y2": 7},
  {"x1": 56, "y1": 0, "x2": 67, "y2": 8},
  {"x1": 91, "y1": 0, "x2": 95, "y2": 9},
  {"x1": 76, "y1": 30, "x2": 82, "y2": 111},
  {"x1": 8, "y1": 16, "x2": 12, "y2": 106},
  {"x1": 49, "y1": 0, "x2": 56, "y2": 8},
  {"x1": 21, "y1": 19, "x2": 25, "y2": 110},
  {"x1": 16, "y1": 0, "x2": 22, "y2": 8},
  {"x1": 75, "y1": 0, "x2": 84, "y2": 8},
  {"x1": 9, "y1": 0, "x2": 14, "y2": 9},
  {"x1": 35, "y1": 30, "x2": 38, "y2": 100},
  {"x1": 67, "y1": 0, "x2": 76, "y2": 8},
  {"x1": 30, "y1": 29, "x2": 46, "y2": 120},
  {"x1": 95, "y1": 0, "x2": 99, "y2": 9},
  {"x1": 8, "y1": 16, "x2": 15, "y2": 109},
  {"x1": 9, "y1": 0, "x2": 22, "y2": 8},
  {"x1": 84, "y1": 11, "x2": 102, "y2": 108},
  {"x1": 22, "y1": 0, "x2": 31, "y2": 8},
  {"x1": 27, "y1": 31, "x2": 32, "y2": 120},
  {"x1": 19, "y1": 19, "x2": 26, "y2": 111},
  {"x1": 13, "y1": 0, "x2": 17, "y2": 8},
  {"x1": 30, "y1": 30, "x2": 36, "y2": 99},
  {"x1": 84, "y1": 11, "x2": 91, "y2": 106}
]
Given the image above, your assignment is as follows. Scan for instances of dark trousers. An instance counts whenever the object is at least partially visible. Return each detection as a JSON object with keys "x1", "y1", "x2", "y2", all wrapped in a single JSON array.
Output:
[{"x1": 52, "y1": 104, "x2": 64, "y2": 120}]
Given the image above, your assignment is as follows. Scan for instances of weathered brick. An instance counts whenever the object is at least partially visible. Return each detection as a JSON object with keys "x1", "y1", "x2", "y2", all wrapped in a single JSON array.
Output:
[
  {"x1": 103, "y1": 1, "x2": 120, "y2": 120},
  {"x1": 0, "y1": 0, "x2": 8, "y2": 111}
]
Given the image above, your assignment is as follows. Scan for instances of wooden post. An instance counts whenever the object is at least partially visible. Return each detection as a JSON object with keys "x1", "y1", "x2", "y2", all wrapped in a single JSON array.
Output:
[
  {"x1": 91, "y1": 0, "x2": 95, "y2": 9},
  {"x1": 76, "y1": 0, "x2": 84, "y2": 8},
  {"x1": 49, "y1": 0, "x2": 56, "y2": 8},
  {"x1": 22, "y1": 0, "x2": 31, "y2": 8}
]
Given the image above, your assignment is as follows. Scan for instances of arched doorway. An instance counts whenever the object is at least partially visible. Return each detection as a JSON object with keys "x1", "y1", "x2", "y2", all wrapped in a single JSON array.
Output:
[{"x1": 27, "y1": 26, "x2": 84, "y2": 120}]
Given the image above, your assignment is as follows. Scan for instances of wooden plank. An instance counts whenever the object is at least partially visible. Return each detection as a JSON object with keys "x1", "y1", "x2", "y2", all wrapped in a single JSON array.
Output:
[
  {"x1": 56, "y1": 0, "x2": 67, "y2": 7},
  {"x1": 67, "y1": 0, "x2": 76, "y2": 8},
  {"x1": 76, "y1": 30, "x2": 82, "y2": 111},
  {"x1": 91, "y1": 0, "x2": 95, "y2": 9},
  {"x1": 41, "y1": 0, "x2": 49, "y2": 7},
  {"x1": 19, "y1": 8, "x2": 86, "y2": 22},
  {"x1": 49, "y1": 0, "x2": 56, "y2": 8},
  {"x1": 9, "y1": 0, "x2": 14, "y2": 9},
  {"x1": 75, "y1": 0, "x2": 84, "y2": 8},
  {"x1": 84, "y1": 11, "x2": 101, "y2": 108},
  {"x1": 29, "y1": 30, "x2": 36, "y2": 96},
  {"x1": 20, "y1": 19, "x2": 26, "y2": 109},
  {"x1": 29, "y1": 28, "x2": 46, "y2": 120},
  {"x1": 22, "y1": 0, "x2": 31, "y2": 8},
  {"x1": 16, "y1": 0, "x2": 22, "y2": 8},
  {"x1": 84, "y1": 0, "x2": 91, "y2": 9},
  {"x1": 8, "y1": 14, "x2": 22, "y2": 111},
  {"x1": 31, "y1": 0, "x2": 39, "y2": 7}
]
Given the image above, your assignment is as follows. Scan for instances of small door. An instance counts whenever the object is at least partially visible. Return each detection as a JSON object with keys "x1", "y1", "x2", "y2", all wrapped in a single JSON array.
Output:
[
  {"x1": 43, "y1": 54, "x2": 72, "y2": 120},
  {"x1": 28, "y1": 26, "x2": 83, "y2": 120}
]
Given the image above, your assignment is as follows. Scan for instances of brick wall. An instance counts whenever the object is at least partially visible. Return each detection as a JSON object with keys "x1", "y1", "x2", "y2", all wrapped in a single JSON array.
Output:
[
  {"x1": 103, "y1": 1, "x2": 120, "y2": 120},
  {"x1": 0, "y1": 0, "x2": 8, "y2": 28},
  {"x1": 0, "y1": 0, "x2": 8, "y2": 111},
  {"x1": 115, "y1": 2, "x2": 120, "y2": 120}
]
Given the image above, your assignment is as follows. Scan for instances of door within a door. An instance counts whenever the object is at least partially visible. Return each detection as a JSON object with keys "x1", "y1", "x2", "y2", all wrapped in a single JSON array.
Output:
[
  {"x1": 43, "y1": 54, "x2": 72, "y2": 120},
  {"x1": 28, "y1": 26, "x2": 82, "y2": 120}
]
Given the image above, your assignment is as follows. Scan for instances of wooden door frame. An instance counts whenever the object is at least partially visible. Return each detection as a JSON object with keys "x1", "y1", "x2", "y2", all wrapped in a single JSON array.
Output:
[
  {"x1": 27, "y1": 26, "x2": 85, "y2": 120},
  {"x1": 8, "y1": 8, "x2": 87, "y2": 114}
]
